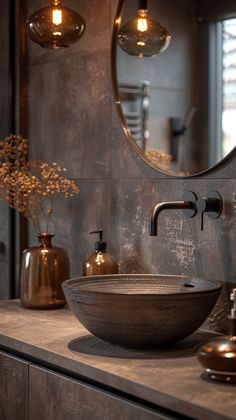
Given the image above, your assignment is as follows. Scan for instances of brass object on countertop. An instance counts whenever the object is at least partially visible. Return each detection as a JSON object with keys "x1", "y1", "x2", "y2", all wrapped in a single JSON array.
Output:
[
  {"x1": 197, "y1": 288, "x2": 236, "y2": 384},
  {"x1": 21, "y1": 233, "x2": 69, "y2": 309}
]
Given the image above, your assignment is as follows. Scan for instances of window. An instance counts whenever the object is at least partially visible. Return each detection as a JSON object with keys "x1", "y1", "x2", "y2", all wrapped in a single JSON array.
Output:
[
  {"x1": 222, "y1": 18, "x2": 236, "y2": 156},
  {"x1": 209, "y1": 17, "x2": 236, "y2": 164}
]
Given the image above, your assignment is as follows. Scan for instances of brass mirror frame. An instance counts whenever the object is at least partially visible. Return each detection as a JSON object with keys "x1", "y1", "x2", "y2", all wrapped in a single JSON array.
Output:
[{"x1": 112, "y1": 0, "x2": 236, "y2": 178}]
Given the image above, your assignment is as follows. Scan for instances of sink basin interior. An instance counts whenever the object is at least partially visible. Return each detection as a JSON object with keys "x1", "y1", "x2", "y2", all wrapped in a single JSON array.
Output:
[{"x1": 66, "y1": 274, "x2": 219, "y2": 295}]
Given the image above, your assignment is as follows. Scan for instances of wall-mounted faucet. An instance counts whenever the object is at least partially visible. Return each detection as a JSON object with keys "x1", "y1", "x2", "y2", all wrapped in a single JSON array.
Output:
[
  {"x1": 150, "y1": 191, "x2": 197, "y2": 236},
  {"x1": 149, "y1": 190, "x2": 223, "y2": 235}
]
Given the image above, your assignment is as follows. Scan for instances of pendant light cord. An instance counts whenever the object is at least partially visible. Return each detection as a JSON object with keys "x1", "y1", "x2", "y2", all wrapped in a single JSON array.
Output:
[{"x1": 139, "y1": 0, "x2": 148, "y2": 10}]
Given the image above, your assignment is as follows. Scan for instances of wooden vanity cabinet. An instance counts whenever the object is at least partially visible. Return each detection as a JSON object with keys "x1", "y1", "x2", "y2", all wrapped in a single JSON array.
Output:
[
  {"x1": 29, "y1": 365, "x2": 169, "y2": 420},
  {"x1": 0, "y1": 351, "x2": 28, "y2": 420},
  {"x1": 0, "y1": 350, "x2": 170, "y2": 420}
]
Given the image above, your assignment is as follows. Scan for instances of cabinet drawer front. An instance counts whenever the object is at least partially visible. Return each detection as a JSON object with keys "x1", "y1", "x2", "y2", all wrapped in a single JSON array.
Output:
[
  {"x1": 0, "y1": 351, "x2": 28, "y2": 420},
  {"x1": 29, "y1": 365, "x2": 169, "y2": 420}
]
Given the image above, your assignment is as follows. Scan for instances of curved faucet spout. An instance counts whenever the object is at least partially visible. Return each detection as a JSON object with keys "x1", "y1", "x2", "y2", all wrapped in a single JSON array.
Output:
[{"x1": 150, "y1": 200, "x2": 196, "y2": 236}]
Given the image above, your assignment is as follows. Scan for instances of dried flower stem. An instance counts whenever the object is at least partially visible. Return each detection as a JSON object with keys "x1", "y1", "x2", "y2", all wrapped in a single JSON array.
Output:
[{"x1": 0, "y1": 135, "x2": 79, "y2": 234}]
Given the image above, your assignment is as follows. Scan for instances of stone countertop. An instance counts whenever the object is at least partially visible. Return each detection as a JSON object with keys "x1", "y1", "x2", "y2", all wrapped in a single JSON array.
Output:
[{"x1": 0, "y1": 300, "x2": 235, "y2": 420}]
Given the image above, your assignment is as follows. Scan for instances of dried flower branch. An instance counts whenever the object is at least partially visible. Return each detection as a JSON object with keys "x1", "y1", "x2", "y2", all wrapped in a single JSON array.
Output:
[{"x1": 0, "y1": 135, "x2": 79, "y2": 234}]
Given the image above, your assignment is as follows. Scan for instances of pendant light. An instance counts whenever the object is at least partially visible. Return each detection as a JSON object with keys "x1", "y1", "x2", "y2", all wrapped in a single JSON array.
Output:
[
  {"x1": 26, "y1": 0, "x2": 85, "y2": 49},
  {"x1": 118, "y1": 0, "x2": 171, "y2": 57}
]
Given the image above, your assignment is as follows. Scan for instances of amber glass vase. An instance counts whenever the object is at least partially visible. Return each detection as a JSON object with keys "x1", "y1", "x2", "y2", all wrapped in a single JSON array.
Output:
[{"x1": 20, "y1": 233, "x2": 69, "y2": 309}]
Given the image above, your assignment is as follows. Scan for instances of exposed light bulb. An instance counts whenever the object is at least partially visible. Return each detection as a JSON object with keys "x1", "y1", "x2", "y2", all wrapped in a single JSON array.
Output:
[
  {"x1": 137, "y1": 18, "x2": 148, "y2": 32},
  {"x1": 52, "y1": 8, "x2": 62, "y2": 25},
  {"x1": 137, "y1": 10, "x2": 148, "y2": 32}
]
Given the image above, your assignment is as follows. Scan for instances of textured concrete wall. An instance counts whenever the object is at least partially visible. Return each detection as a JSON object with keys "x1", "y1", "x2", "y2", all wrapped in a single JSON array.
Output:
[
  {"x1": 0, "y1": 0, "x2": 11, "y2": 299},
  {"x1": 24, "y1": 0, "x2": 236, "y2": 333}
]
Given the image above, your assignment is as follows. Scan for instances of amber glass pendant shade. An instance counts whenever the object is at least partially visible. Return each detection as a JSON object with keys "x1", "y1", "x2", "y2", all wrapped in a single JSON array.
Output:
[
  {"x1": 26, "y1": 0, "x2": 85, "y2": 49},
  {"x1": 118, "y1": 0, "x2": 171, "y2": 57}
]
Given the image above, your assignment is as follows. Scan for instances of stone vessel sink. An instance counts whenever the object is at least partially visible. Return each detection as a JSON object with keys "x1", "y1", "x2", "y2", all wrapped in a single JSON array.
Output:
[{"x1": 62, "y1": 274, "x2": 222, "y2": 349}]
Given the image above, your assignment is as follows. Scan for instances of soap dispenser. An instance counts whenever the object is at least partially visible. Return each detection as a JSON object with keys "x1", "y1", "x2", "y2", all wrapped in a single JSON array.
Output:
[
  {"x1": 197, "y1": 288, "x2": 236, "y2": 383},
  {"x1": 83, "y1": 230, "x2": 118, "y2": 276}
]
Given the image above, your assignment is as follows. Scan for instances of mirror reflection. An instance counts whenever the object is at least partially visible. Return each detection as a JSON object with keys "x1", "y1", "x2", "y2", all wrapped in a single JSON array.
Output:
[{"x1": 115, "y1": 0, "x2": 236, "y2": 176}]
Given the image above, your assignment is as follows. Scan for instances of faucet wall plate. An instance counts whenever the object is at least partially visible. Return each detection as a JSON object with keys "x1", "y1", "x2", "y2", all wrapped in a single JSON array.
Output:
[
  {"x1": 182, "y1": 191, "x2": 198, "y2": 218},
  {"x1": 196, "y1": 190, "x2": 223, "y2": 219}
]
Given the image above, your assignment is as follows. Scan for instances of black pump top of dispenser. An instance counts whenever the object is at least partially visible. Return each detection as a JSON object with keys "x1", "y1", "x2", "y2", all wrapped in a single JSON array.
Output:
[{"x1": 90, "y1": 230, "x2": 107, "y2": 252}]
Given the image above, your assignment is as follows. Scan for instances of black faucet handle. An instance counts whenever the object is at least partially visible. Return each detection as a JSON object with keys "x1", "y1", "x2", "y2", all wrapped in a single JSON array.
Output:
[{"x1": 196, "y1": 191, "x2": 223, "y2": 231}]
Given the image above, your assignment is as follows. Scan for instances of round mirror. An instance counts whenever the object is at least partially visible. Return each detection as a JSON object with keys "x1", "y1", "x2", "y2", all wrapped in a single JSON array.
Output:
[{"x1": 113, "y1": 0, "x2": 236, "y2": 176}]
